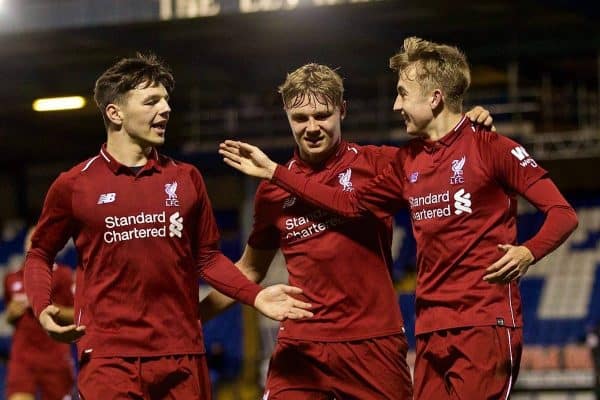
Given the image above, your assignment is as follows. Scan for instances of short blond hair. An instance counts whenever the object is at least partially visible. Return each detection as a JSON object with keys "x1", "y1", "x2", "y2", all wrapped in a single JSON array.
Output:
[
  {"x1": 278, "y1": 63, "x2": 344, "y2": 109},
  {"x1": 389, "y1": 37, "x2": 470, "y2": 113}
]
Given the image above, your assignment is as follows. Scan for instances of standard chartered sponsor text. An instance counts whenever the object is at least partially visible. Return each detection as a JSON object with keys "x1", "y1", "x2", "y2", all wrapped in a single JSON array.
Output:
[
  {"x1": 285, "y1": 209, "x2": 346, "y2": 240},
  {"x1": 409, "y1": 190, "x2": 450, "y2": 207},
  {"x1": 410, "y1": 190, "x2": 451, "y2": 221},
  {"x1": 104, "y1": 211, "x2": 168, "y2": 243}
]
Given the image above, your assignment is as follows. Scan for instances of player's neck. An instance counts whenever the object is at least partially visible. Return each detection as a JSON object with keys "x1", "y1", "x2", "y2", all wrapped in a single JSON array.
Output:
[
  {"x1": 423, "y1": 111, "x2": 463, "y2": 142},
  {"x1": 106, "y1": 132, "x2": 151, "y2": 167}
]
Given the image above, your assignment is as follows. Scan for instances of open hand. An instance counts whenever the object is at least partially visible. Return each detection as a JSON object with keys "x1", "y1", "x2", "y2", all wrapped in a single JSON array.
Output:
[
  {"x1": 254, "y1": 284, "x2": 313, "y2": 321},
  {"x1": 39, "y1": 304, "x2": 86, "y2": 343},
  {"x1": 483, "y1": 244, "x2": 534, "y2": 283},
  {"x1": 219, "y1": 140, "x2": 278, "y2": 180}
]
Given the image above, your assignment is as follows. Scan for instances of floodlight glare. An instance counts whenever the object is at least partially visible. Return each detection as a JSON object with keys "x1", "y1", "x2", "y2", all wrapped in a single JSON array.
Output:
[{"x1": 32, "y1": 96, "x2": 87, "y2": 112}]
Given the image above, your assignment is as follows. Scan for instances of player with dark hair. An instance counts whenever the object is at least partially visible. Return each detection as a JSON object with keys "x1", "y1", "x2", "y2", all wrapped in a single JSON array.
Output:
[{"x1": 24, "y1": 53, "x2": 312, "y2": 398}]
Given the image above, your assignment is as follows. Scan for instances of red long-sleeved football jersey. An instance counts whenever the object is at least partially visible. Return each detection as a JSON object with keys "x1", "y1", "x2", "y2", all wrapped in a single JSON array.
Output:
[
  {"x1": 249, "y1": 141, "x2": 405, "y2": 341},
  {"x1": 25, "y1": 145, "x2": 262, "y2": 358},
  {"x1": 273, "y1": 117, "x2": 578, "y2": 335}
]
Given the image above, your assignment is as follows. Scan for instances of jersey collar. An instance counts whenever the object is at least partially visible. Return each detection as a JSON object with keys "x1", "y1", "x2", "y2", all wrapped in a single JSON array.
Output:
[
  {"x1": 290, "y1": 140, "x2": 348, "y2": 172},
  {"x1": 99, "y1": 143, "x2": 162, "y2": 175},
  {"x1": 420, "y1": 114, "x2": 469, "y2": 153},
  {"x1": 438, "y1": 114, "x2": 469, "y2": 147}
]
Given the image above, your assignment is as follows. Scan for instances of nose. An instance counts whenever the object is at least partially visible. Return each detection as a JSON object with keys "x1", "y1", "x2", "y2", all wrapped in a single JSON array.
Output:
[
  {"x1": 306, "y1": 117, "x2": 319, "y2": 133},
  {"x1": 393, "y1": 95, "x2": 403, "y2": 112},
  {"x1": 160, "y1": 98, "x2": 171, "y2": 116}
]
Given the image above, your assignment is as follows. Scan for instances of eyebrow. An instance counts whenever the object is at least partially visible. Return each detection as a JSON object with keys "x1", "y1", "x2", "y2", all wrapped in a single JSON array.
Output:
[
  {"x1": 143, "y1": 93, "x2": 169, "y2": 102},
  {"x1": 290, "y1": 109, "x2": 333, "y2": 118},
  {"x1": 290, "y1": 111, "x2": 309, "y2": 118}
]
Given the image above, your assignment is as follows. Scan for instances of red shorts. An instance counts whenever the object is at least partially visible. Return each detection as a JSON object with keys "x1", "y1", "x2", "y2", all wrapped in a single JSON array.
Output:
[
  {"x1": 77, "y1": 354, "x2": 211, "y2": 399},
  {"x1": 263, "y1": 334, "x2": 413, "y2": 400},
  {"x1": 414, "y1": 326, "x2": 522, "y2": 400},
  {"x1": 6, "y1": 358, "x2": 74, "y2": 400}
]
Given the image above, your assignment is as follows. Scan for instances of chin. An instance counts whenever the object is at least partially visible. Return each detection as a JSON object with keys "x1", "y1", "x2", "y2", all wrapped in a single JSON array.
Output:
[
  {"x1": 405, "y1": 126, "x2": 420, "y2": 136},
  {"x1": 151, "y1": 137, "x2": 166, "y2": 146},
  {"x1": 310, "y1": 147, "x2": 332, "y2": 157},
  {"x1": 300, "y1": 145, "x2": 319, "y2": 154}
]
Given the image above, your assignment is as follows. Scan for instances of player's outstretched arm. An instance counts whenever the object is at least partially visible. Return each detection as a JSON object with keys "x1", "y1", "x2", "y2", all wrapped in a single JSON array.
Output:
[
  {"x1": 221, "y1": 139, "x2": 405, "y2": 219},
  {"x1": 253, "y1": 284, "x2": 313, "y2": 321},
  {"x1": 219, "y1": 140, "x2": 278, "y2": 180},
  {"x1": 38, "y1": 304, "x2": 85, "y2": 343},
  {"x1": 199, "y1": 245, "x2": 276, "y2": 322}
]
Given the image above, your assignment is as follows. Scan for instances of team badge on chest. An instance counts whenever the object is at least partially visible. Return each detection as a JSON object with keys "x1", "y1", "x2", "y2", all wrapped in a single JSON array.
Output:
[
  {"x1": 450, "y1": 156, "x2": 466, "y2": 184},
  {"x1": 164, "y1": 182, "x2": 180, "y2": 207},
  {"x1": 338, "y1": 168, "x2": 353, "y2": 192}
]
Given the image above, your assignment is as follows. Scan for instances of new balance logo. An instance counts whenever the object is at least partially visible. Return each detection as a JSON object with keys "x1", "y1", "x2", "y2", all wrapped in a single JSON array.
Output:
[
  {"x1": 97, "y1": 193, "x2": 116, "y2": 204},
  {"x1": 454, "y1": 188, "x2": 472, "y2": 215},
  {"x1": 283, "y1": 196, "x2": 297, "y2": 209},
  {"x1": 169, "y1": 212, "x2": 183, "y2": 238},
  {"x1": 409, "y1": 172, "x2": 419, "y2": 183}
]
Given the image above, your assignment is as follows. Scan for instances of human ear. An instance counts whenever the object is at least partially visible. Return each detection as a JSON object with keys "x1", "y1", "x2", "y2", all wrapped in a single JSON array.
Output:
[
  {"x1": 105, "y1": 104, "x2": 122, "y2": 125},
  {"x1": 431, "y1": 89, "x2": 443, "y2": 109}
]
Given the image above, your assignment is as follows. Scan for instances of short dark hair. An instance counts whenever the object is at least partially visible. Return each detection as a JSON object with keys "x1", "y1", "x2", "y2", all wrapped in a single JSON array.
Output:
[{"x1": 93, "y1": 52, "x2": 175, "y2": 126}]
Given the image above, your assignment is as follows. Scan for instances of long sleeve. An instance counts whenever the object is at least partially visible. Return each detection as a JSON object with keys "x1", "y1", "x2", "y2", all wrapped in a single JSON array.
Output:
[
  {"x1": 198, "y1": 245, "x2": 262, "y2": 306},
  {"x1": 190, "y1": 168, "x2": 262, "y2": 306},
  {"x1": 271, "y1": 154, "x2": 406, "y2": 220},
  {"x1": 478, "y1": 133, "x2": 578, "y2": 262},
  {"x1": 521, "y1": 178, "x2": 578, "y2": 261},
  {"x1": 24, "y1": 174, "x2": 76, "y2": 317}
]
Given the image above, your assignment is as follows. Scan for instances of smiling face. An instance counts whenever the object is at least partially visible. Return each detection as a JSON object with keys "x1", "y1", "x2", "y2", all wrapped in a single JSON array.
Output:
[
  {"x1": 285, "y1": 94, "x2": 345, "y2": 165},
  {"x1": 392, "y1": 64, "x2": 436, "y2": 137},
  {"x1": 116, "y1": 82, "x2": 171, "y2": 147}
]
